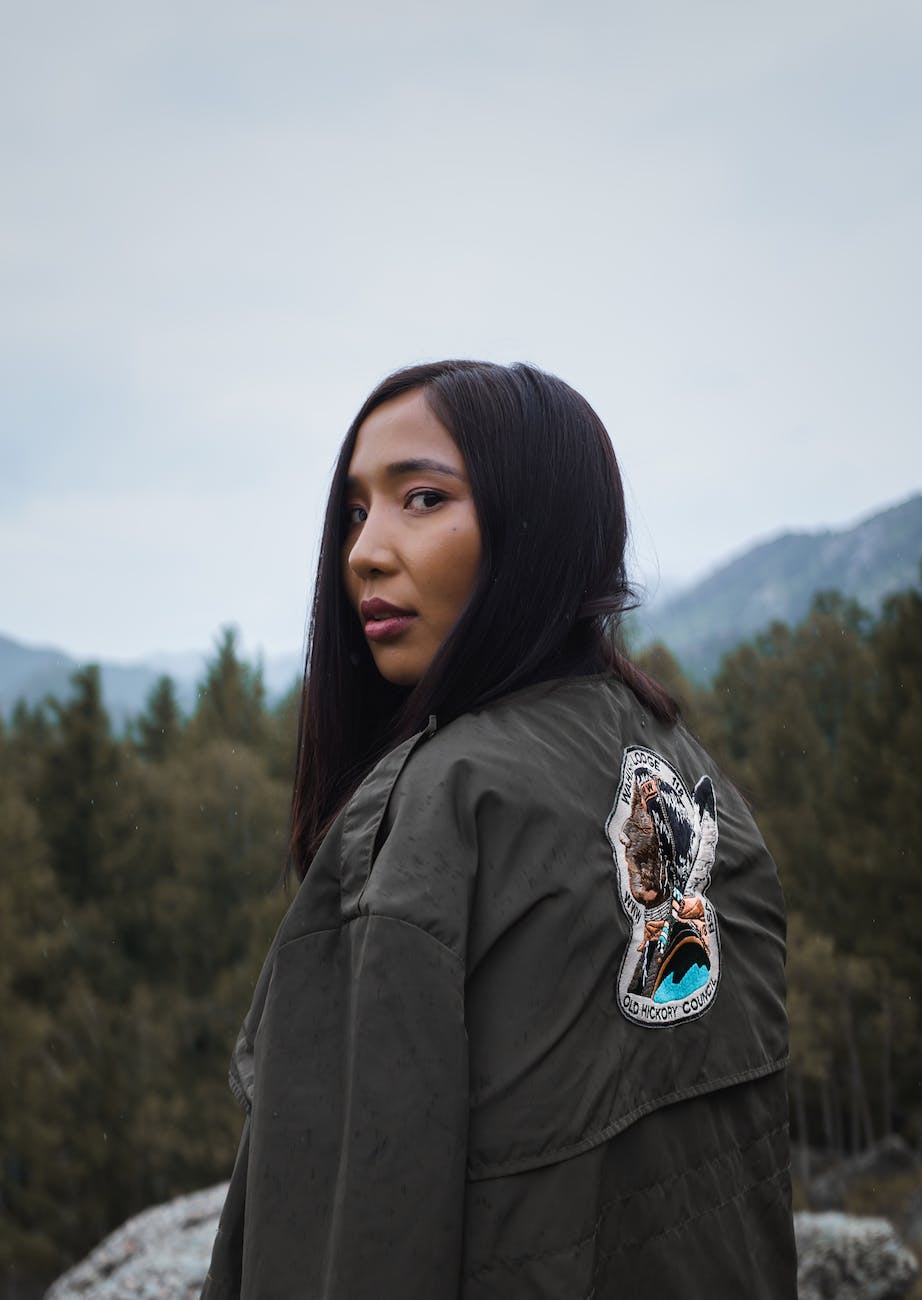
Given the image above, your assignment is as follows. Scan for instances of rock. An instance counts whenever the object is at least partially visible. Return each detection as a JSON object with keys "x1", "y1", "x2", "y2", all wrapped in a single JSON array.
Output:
[
  {"x1": 808, "y1": 1135, "x2": 918, "y2": 1211},
  {"x1": 44, "y1": 1182, "x2": 227, "y2": 1300},
  {"x1": 795, "y1": 1211, "x2": 919, "y2": 1300}
]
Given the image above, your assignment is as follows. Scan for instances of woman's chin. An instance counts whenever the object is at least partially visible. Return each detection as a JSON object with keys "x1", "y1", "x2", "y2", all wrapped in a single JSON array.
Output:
[{"x1": 369, "y1": 648, "x2": 426, "y2": 688}]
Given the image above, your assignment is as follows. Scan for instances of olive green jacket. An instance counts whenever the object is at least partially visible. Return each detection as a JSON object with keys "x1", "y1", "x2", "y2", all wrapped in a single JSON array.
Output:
[{"x1": 201, "y1": 673, "x2": 796, "y2": 1299}]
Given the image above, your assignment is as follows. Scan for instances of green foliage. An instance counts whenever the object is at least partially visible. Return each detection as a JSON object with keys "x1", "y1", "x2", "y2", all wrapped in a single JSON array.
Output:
[
  {"x1": 39, "y1": 665, "x2": 122, "y2": 905},
  {"x1": 0, "y1": 781, "x2": 69, "y2": 1279},
  {"x1": 265, "y1": 682, "x2": 300, "y2": 784},
  {"x1": 0, "y1": 638, "x2": 292, "y2": 1295},
  {"x1": 634, "y1": 642, "x2": 702, "y2": 731},
  {"x1": 134, "y1": 675, "x2": 182, "y2": 762},
  {"x1": 188, "y1": 626, "x2": 266, "y2": 748},
  {"x1": 700, "y1": 586, "x2": 922, "y2": 1157}
]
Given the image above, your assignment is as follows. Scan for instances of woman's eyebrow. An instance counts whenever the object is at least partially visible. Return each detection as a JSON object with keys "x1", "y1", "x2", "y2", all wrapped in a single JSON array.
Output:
[
  {"x1": 388, "y1": 457, "x2": 464, "y2": 479},
  {"x1": 345, "y1": 458, "x2": 465, "y2": 491}
]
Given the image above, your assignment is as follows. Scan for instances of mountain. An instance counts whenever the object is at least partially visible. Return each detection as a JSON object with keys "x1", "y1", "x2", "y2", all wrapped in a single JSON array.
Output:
[
  {"x1": 0, "y1": 636, "x2": 190, "y2": 731},
  {"x1": 0, "y1": 635, "x2": 303, "y2": 732},
  {"x1": 632, "y1": 493, "x2": 922, "y2": 680}
]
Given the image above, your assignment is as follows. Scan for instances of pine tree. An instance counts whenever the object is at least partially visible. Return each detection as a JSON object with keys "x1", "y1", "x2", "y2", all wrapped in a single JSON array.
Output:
[
  {"x1": 0, "y1": 777, "x2": 72, "y2": 1281},
  {"x1": 266, "y1": 682, "x2": 300, "y2": 784},
  {"x1": 135, "y1": 675, "x2": 182, "y2": 762},
  {"x1": 189, "y1": 627, "x2": 267, "y2": 748},
  {"x1": 39, "y1": 666, "x2": 121, "y2": 905},
  {"x1": 635, "y1": 641, "x2": 703, "y2": 731}
]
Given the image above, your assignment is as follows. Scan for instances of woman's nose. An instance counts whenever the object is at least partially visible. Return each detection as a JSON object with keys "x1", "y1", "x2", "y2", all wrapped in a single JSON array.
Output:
[{"x1": 345, "y1": 506, "x2": 398, "y2": 577}]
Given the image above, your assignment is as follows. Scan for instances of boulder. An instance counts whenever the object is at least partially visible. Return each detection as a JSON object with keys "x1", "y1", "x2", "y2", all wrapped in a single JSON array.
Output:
[
  {"x1": 795, "y1": 1211, "x2": 919, "y2": 1300},
  {"x1": 44, "y1": 1182, "x2": 226, "y2": 1300}
]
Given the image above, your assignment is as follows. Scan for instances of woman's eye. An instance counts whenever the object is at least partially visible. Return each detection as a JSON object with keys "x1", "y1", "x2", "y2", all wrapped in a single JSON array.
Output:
[
  {"x1": 345, "y1": 505, "x2": 367, "y2": 527},
  {"x1": 407, "y1": 490, "x2": 444, "y2": 510}
]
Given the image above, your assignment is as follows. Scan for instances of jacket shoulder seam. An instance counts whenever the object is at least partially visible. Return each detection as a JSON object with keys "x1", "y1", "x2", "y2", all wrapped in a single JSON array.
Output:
[{"x1": 274, "y1": 911, "x2": 466, "y2": 972}]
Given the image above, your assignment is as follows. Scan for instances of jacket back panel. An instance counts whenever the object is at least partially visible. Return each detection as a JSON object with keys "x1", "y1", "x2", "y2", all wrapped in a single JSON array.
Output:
[{"x1": 202, "y1": 673, "x2": 794, "y2": 1299}]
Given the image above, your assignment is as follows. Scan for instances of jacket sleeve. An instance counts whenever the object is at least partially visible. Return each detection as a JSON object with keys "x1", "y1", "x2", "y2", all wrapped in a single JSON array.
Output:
[
  {"x1": 231, "y1": 740, "x2": 474, "y2": 1300},
  {"x1": 200, "y1": 1117, "x2": 250, "y2": 1299}
]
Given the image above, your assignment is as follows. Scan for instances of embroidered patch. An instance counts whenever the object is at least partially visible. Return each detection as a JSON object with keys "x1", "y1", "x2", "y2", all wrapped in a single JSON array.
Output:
[{"x1": 606, "y1": 746, "x2": 720, "y2": 1026}]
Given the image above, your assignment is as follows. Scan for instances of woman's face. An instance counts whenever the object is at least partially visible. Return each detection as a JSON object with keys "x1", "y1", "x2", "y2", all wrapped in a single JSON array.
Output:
[{"x1": 342, "y1": 388, "x2": 482, "y2": 687}]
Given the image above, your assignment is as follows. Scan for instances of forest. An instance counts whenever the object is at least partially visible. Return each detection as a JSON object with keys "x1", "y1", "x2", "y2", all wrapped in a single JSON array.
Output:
[{"x1": 1, "y1": 581, "x2": 920, "y2": 1296}]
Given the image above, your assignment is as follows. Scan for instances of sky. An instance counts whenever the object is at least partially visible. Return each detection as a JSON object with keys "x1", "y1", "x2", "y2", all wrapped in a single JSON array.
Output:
[{"x1": 3, "y1": 0, "x2": 921, "y2": 662}]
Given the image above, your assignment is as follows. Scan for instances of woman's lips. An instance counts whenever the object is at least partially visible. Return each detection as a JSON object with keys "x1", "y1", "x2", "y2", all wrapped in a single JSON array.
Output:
[
  {"x1": 363, "y1": 614, "x2": 417, "y2": 642},
  {"x1": 360, "y1": 596, "x2": 417, "y2": 642}
]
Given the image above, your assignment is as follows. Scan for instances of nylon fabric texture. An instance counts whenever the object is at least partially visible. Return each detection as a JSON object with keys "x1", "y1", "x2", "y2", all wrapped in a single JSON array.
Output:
[{"x1": 201, "y1": 673, "x2": 796, "y2": 1299}]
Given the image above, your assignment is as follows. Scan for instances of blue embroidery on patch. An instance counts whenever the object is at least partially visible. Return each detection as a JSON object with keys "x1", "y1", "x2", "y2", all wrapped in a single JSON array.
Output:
[{"x1": 653, "y1": 962, "x2": 710, "y2": 1004}]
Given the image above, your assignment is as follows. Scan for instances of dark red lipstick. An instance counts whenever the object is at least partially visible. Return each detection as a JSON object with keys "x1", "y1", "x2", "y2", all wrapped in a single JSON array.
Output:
[{"x1": 360, "y1": 597, "x2": 417, "y2": 642}]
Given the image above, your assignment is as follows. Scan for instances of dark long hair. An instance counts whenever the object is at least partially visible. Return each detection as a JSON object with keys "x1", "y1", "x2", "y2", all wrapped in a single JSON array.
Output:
[{"x1": 288, "y1": 360, "x2": 677, "y2": 881}]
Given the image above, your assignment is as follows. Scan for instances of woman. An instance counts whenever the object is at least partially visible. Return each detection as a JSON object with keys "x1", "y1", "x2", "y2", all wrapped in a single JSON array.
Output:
[{"x1": 201, "y1": 361, "x2": 796, "y2": 1299}]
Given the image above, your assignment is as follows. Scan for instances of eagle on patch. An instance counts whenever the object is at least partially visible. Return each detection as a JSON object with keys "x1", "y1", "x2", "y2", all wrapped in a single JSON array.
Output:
[{"x1": 606, "y1": 746, "x2": 720, "y2": 1026}]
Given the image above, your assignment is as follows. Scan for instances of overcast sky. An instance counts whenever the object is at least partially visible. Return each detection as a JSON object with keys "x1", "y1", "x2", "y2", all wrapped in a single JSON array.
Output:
[{"x1": 3, "y1": 0, "x2": 921, "y2": 662}]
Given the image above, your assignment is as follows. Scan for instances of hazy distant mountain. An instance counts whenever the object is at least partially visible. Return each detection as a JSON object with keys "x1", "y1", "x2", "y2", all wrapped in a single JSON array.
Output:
[
  {"x1": 0, "y1": 635, "x2": 79, "y2": 716},
  {"x1": 0, "y1": 637, "x2": 303, "y2": 732},
  {"x1": 0, "y1": 637, "x2": 192, "y2": 731},
  {"x1": 632, "y1": 493, "x2": 922, "y2": 680}
]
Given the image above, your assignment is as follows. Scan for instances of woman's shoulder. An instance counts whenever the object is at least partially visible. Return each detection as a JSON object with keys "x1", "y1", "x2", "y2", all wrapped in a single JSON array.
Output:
[
  {"x1": 358, "y1": 669, "x2": 748, "y2": 845},
  {"x1": 397, "y1": 671, "x2": 630, "y2": 798},
  {"x1": 410, "y1": 670, "x2": 611, "y2": 759},
  {"x1": 405, "y1": 671, "x2": 764, "y2": 853}
]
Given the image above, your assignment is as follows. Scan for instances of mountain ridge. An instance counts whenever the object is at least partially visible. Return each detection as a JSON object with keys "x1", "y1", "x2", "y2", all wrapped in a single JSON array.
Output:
[
  {"x1": 0, "y1": 634, "x2": 302, "y2": 731},
  {"x1": 631, "y1": 492, "x2": 922, "y2": 678}
]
